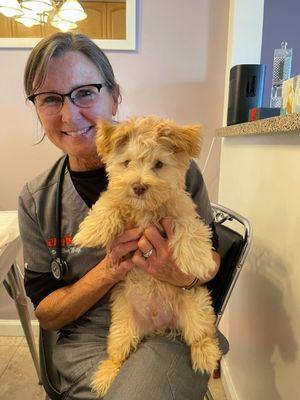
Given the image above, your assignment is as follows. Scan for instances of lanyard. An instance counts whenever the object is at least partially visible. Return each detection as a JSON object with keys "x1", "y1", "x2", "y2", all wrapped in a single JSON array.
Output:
[{"x1": 51, "y1": 156, "x2": 69, "y2": 281}]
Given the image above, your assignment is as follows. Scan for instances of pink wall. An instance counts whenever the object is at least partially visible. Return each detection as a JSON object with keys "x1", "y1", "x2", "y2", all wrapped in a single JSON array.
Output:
[{"x1": 0, "y1": 0, "x2": 229, "y2": 319}]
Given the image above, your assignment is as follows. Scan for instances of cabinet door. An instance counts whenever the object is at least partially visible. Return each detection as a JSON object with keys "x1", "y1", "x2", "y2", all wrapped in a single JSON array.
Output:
[
  {"x1": 77, "y1": 2, "x2": 107, "y2": 39},
  {"x1": 11, "y1": 21, "x2": 43, "y2": 38},
  {"x1": 106, "y1": 2, "x2": 126, "y2": 40},
  {"x1": 0, "y1": 14, "x2": 13, "y2": 37}
]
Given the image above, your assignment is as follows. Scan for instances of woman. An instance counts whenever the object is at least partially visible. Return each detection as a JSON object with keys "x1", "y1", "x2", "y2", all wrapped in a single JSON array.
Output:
[{"x1": 19, "y1": 32, "x2": 227, "y2": 400}]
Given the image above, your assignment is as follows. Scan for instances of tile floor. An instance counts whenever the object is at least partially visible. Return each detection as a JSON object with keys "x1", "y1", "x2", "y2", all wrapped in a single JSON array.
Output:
[{"x1": 0, "y1": 336, "x2": 227, "y2": 400}]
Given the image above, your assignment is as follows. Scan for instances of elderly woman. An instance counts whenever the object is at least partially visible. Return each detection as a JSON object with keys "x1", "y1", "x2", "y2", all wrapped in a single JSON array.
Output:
[{"x1": 19, "y1": 32, "x2": 227, "y2": 400}]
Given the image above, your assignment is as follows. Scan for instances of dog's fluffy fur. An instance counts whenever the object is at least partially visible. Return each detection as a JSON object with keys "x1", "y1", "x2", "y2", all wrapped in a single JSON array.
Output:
[{"x1": 73, "y1": 116, "x2": 221, "y2": 397}]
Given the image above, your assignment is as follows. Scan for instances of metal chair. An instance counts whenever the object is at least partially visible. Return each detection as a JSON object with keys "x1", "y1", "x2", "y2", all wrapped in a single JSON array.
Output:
[
  {"x1": 39, "y1": 203, "x2": 251, "y2": 400},
  {"x1": 39, "y1": 327, "x2": 60, "y2": 400},
  {"x1": 205, "y1": 203, "x2": 251, "y2": 400}
]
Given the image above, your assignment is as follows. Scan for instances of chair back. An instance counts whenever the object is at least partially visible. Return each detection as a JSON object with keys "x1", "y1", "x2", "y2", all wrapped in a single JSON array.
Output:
[{"x1": 207, "y1": 203, "x2": 251, "y2": 325}]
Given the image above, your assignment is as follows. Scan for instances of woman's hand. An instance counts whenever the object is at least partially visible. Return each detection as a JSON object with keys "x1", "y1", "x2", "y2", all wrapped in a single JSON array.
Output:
[
  {"x1": 132, "y1": 218, "x2": 196, "y2": 288},
  {"x1": 104, "y1": 227, "x2": 141, "y2": 284}
]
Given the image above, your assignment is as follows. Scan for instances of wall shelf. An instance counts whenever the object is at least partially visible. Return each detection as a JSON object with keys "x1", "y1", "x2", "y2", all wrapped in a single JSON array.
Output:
[{"x1": 216, "y1": 113, "x2": 300, "y2": 137}]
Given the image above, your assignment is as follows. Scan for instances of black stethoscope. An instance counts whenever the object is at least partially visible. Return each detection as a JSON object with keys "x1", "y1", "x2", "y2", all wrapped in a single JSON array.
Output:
[{"x1": 50, "y1": 156, "x2": 69, "y2": 280}]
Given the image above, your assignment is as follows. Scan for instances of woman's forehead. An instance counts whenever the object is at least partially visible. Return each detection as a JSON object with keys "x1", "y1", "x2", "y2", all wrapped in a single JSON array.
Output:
[{"x1": 38, "y1": 51, "x2": 103, "y2": 93}]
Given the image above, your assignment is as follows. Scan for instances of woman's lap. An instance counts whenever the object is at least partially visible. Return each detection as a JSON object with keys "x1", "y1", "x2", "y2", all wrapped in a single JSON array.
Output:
[
  {"x1": 105, "y1": 335, "x2": 210, "y2": 400},
  {"x1": 54, "y1": 331, "x2": 228, "y2": 400}
]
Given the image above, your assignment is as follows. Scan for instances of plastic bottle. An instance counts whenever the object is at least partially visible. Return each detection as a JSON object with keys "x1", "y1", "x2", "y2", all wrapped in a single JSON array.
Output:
[{"x1": 270, "y1": 42, "x2": 293, "y2": 108}]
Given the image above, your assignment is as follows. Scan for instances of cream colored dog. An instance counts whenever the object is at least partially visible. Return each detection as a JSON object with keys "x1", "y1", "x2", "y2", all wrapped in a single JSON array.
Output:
[{"x1": 74, "y1": 116, "x2": 221, "y2": 397}]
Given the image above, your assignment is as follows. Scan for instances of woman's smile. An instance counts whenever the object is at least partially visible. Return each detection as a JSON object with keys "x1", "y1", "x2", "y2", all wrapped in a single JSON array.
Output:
[{"x1": 62, "y1": 126, "x2": 93, "y2": 137}]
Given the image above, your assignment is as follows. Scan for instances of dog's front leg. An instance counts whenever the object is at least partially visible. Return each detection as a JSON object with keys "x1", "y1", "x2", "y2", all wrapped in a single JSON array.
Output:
[
  {"x1": 73, "y1": 193, "x2": 124, "y2": 248},
  {"x1": 91, "y1": 285, "x2": 140, "y2": 397},
  {"x1": 171, "y1": 217, "x2": 217, "y2": 281}
]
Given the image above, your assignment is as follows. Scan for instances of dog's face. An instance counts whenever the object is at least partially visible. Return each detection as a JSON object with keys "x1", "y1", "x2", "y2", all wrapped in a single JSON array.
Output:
[{"x1": 96, "y1": 116, "x2": 203, "y2": 211}]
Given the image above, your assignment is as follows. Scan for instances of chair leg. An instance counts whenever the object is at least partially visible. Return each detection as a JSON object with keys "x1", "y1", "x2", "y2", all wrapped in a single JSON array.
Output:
[
  {"x1": 205, "y1": 387, "x2": 214, "y2": 400},
  {"x1": 205, "y1": 359, "x2": 221, "y2": 400}
]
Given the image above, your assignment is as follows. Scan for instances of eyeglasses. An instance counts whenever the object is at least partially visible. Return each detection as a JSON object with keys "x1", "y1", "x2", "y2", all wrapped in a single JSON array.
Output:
[{"x1": 27, "y1": 83, "x2": 109, "y2": 116}]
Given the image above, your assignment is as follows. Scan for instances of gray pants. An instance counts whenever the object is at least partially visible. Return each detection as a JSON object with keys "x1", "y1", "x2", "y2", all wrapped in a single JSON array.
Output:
[{"x1": 53, "y1": 298, "x2": 229, "y2": 400}]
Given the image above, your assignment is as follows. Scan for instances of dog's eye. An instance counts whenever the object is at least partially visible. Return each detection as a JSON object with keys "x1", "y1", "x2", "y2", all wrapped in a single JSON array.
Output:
[
  {"x1": 124, "y1": 160, "x2": 130, "y2": 168},
  {"x1": 154, "y1": 160, "x2": 164, "y2": 169}
]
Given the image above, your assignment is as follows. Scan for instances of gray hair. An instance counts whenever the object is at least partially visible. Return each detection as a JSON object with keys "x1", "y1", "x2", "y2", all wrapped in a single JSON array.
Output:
[{"x1": 24, "y1": 32, "x2": 120, "y2": 103}]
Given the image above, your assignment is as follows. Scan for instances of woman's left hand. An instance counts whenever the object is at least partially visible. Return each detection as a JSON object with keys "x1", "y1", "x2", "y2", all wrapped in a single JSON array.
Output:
[{"x1": 132, "y1": 218, "x2": 195, "y2": 288}]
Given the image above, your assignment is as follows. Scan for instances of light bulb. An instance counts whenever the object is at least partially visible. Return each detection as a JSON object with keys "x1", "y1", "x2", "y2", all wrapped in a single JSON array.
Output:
[
  {"x1": 0, "y1": 0, "x2": 23, "y2": 17},
  {"x1": 58, "y1": 0, "x2": 86, "y2": 23},
  {"x1": 51, "y1": 14, "x2": 77, "y2": 32},
  {"x1": 15, "y1": 8, "x2": 41, "y2": 26},
  {"x1": 21, "y1": 0, "x2": 53, "y2": 14}
]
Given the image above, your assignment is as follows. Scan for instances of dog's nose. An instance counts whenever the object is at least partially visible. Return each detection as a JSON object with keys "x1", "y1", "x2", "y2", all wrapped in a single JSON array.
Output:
[{"x1": 132, "y1": 183, "x2": 149, "y2": 196}]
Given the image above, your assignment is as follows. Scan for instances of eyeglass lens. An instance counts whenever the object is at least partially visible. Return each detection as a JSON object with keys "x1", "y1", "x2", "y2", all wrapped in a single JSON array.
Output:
[{"x1": 34, "y1": 85, "x2": 102, "y2": 115}]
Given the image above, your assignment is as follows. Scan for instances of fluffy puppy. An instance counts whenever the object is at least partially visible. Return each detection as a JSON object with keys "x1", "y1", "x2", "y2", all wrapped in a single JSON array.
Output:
[{"x1": 74, "y1": 116, "x2": 221, "y2": 397}]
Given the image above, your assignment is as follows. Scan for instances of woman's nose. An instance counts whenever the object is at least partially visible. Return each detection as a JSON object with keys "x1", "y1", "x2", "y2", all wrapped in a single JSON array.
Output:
[{"x1": 60, "y1": 97, "x2": 81, "y2": 123}]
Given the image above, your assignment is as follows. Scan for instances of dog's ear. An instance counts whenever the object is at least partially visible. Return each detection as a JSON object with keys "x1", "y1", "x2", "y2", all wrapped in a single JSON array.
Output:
[
  {"x1": 96, "y1": 119, "x2": 130, "y2": 156},
  {"x1": 157, "y1": 122, "x2": 203, "y2": 157},
  {"x1": 96, "y1": 119, "x2": 116, "y2": 156}
]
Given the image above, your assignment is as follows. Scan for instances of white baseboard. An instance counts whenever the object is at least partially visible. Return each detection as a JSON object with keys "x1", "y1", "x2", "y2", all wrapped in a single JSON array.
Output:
[
  {"x1": 0, "y1": 319, "x2": 39, "y2": 336},
  {"x1": 221, "y1": 358, "x2": 238, "y2": 400}
]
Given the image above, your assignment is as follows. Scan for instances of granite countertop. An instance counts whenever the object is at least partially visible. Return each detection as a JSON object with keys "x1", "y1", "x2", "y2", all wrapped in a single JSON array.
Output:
[{"x1": 216, "y1": 113, "x2": 300, "y2": 137}]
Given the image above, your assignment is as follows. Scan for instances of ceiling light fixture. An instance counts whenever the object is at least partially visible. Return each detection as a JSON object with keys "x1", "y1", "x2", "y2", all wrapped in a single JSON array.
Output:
[
  {"x1": 58, "y1": 0, "x2": 86, "y2": 23},
  {"x1": 0, "y1": 0, "x2": 87, "y2": 31},
  {"x1": 0, "y1": 0, "x2": 23, "y2": 17}
]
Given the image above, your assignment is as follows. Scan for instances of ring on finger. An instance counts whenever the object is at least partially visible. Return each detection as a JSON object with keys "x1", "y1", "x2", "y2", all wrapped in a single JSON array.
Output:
[{"x1": 143, "y1": 248, "x2": 154, "y2": 259}]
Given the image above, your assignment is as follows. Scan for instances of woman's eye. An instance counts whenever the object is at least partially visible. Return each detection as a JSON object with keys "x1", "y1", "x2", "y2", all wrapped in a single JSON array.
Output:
[
  {"x1": 124, "y1": 160, "x2": 130, "y2": 167},
  {"x1": 42, "y1": 95, "x2": 61, "y2": 105},
  {"x1": 76, "y1": 89, "x2": 93, "y2": 99},
  {"x1": 154, "y1": 160, "x2": 164, "y2": 169}
]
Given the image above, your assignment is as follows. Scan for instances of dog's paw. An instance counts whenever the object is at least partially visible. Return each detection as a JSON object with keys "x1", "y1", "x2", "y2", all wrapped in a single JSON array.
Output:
[
  {"x1": 90, "y1": 359, "x2": 121, "y2": 397},
  {"x1": 190, "y1": 337, "x2": 221, "y2": 374},
  {"x1": 171, "y1": 219, "x2": 217, "y2": 279},
  {"x1": 173, "y1": 240, "x2": 216, "y2": 279}
]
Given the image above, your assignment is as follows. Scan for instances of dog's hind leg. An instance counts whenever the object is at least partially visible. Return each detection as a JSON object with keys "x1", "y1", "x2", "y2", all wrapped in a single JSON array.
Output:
[
  {"x1": 177, "y1": 290, "x2": 221, "y2": 374},
  {"x1": 91, "y1": 288, "x2": 140, "y2": 397}
]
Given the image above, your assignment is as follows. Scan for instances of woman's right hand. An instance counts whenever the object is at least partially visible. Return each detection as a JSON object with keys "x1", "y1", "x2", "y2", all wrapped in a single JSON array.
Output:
[{"x1": 103, "y1": 227, "x2": 141, "y2": 284}]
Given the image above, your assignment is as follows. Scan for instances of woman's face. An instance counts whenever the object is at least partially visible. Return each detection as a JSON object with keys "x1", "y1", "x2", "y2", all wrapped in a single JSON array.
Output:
[{"x1": 36, "y1": 51, "x2": 117, "y2": 170}]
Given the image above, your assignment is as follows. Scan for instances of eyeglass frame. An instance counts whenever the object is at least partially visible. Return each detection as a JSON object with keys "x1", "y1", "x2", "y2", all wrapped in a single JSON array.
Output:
[{"x1": 27, "y1": 83, "x2": 109, "y2": 112}]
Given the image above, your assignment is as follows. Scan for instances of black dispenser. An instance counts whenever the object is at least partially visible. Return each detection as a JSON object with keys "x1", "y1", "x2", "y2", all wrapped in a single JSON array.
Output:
[{"x1": 227, "y1": 64, "x2": 266, "y2": 125}]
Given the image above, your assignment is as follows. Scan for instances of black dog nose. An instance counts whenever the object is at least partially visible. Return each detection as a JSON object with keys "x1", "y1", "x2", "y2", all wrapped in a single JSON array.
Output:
[{"x1": 133, "y1": 183, "x2": 149, "y2": 196}]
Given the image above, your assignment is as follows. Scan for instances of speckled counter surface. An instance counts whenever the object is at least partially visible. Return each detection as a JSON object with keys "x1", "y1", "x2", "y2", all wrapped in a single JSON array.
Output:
[{"x1": 216, "y1": 113, "x2": 300, "y2": 137}]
